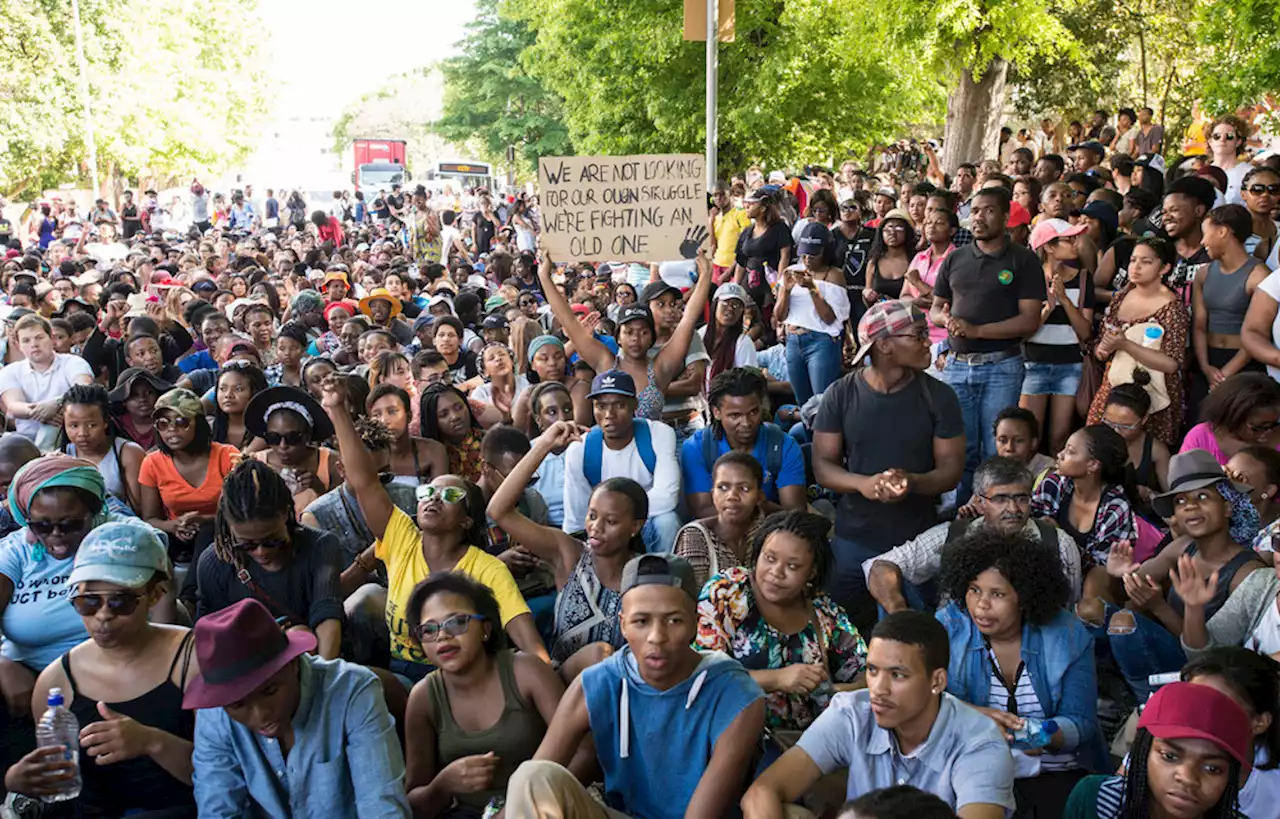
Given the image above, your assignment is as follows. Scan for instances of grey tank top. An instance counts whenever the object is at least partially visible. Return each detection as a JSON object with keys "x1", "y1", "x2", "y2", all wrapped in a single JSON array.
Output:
[
  {"x1": 1168, "y1": 544, "x2": 1260, "y2": 620},
  {"x1": 1203, "y1": 257, "x2": 1262, "y2": 335}
]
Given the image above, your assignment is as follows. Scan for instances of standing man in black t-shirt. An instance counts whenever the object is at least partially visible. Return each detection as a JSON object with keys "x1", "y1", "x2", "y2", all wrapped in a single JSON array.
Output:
[
  {"x1": 120, "y1": 190, "x2": 142, "y2": 240},
  {"x1": 929, "y1": 187, "x2": 1045, "y2": 502},
  {"x1": 813, "y1": 299, "x2": 965, "y2": 630},
  {"x1": 387, "y1": 183, "x2": 405, "y2": 227},
  {"x1": 832, "y1": 197, "x2": 875, "y2": 326},
  {"x1": 1162, "y1": 176, "x2": 1214, "y2": 302}
]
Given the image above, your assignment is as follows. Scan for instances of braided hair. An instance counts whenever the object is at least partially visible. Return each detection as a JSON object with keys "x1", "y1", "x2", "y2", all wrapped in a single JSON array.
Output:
[
  {"x1": 419, "y1": 381, "x2": 479, "y2": 442},
  {"x1": 212, "y1": 459, "x2": 297, "y2": 572},
  {"x1": 707, "y1": 368, "x2": 768, "y2": 441},
  {"x1": 1121, "y1": 728, "x2": 1244, "y2": 819}
]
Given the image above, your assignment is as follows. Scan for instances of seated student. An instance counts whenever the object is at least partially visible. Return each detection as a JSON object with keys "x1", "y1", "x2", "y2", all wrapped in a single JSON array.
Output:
[
  {"x1": 322, "y1": 374, "x2": 547, "y2": 684},
  {"x1": 488, "y1": 420, "x2": 647, "y2": 679},
  {"x1": 420, "y1": 382, "x2": 487, "y2": 484},
  {"x1": 1179, "y1": 372, "x2": 1280, "y2": 466},
  {"x1": 1101, "y1": 383, "x2": 1172, "y2": 503},
  {"x1": 681, "y1": 368, "x2": 807, "y2": 519},
  {"x1": 0, "y1": 435, "x2": 39, "y2": 536},
  {"x1": 246, "y1": 385, "x2": 342, "y2": 515},
  {"x1": 186, "y1": 599, "x2": 411, "y2": 819},
  {"x1": 742, "y1": 611, "x2": 1015, "y2": 819},
  {"x1": 112, "y1": 366, "x2": 171, "y2": 452},
  {"x1": 561, "y1": 369, "x2": 681, "y2": 553},
  {"x1": 836, "y1": 786, "x2": 958, "y2": 819},
  {"x1": 1227, "y1": 444, "x2": 1280, "y2": 553},
  {"x1": 404, "y1": 574, "x2": 565, "y2": 819},
  {"x1": 867, "y1": 457, "x2": 1083, "y2": 613},
  {"x1": 523, "y1": 381, "x2": 575, "y2": 528},
  {"x1": 990, "y1": 406, "x2": 1056, "y2": 486},
  {"x1": 1033, "y1": 424, "x2": 1138, "y2": 574},
  {"x1": 1063, "y1": 682, "x2": 1254, "y2": 819},
  {"x1": 936, "y1": 530, "x2": 1104, "y2": 817},
  {"x1": 0, "y1": 314, "x2": 94, "y2": 451},
  {"x1": 8, "y1": 521, "x2": 197, "y2": 818},
  {"x1": 61, "y1": 383, "x2": 146, "y2": 514},
  {"x1": 675, "y1": 451, "x2": 769, "y2": 588},
  {"x1": 367, "y1": 383, "x2": 449, "y2": 487},
  {"x1": 1179, "y1": 510, "x2": 1280, "y2": 657},
  {"x1": 1089, "y1": 449, "x2": 1266, "y2": 699},
  {"x1": 122, "y1": 332, "x2": 184, "y2": 384},
  {"x1": 1177, "y1": 648, "x2": 1280, "y2": 815},
  {"x1": 505, "y1": 554, "x2": 765, "y2": 819},
  {"x1": 697, "y1": 511, "x2": 867, "y2": 742},
  {"x1": 194, "y1": 460, "x2": 345, "y2": 660}
]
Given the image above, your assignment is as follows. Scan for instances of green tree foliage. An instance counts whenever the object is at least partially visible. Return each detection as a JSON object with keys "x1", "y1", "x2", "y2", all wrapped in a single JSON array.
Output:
[
  {"x1": 434, "y1": 0, "x2": 572, "y2": 176},
  {"x1": 1193, "y1": 0, "x2": 1280, "y2": 114},
  {"x1": 331, "y1": 67, "x2": 449, "y2": 173},
  {"x1": 506, "y1": 0, "x2": 944, "y2": 171},
  {"x1": 0, "y1": 0, "x2": 269, "y2": 195}
]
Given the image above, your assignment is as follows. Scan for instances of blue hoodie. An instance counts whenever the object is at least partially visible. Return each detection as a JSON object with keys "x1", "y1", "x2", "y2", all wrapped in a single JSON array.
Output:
[{"x1": 580, "y1": 647, "x2": 763, "y2": 819}]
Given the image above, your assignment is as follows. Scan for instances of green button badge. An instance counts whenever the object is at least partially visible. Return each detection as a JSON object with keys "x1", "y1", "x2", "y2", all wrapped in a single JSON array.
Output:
[{"x1": 997, "y1": 269, "x2": 1013, "y2": 285}]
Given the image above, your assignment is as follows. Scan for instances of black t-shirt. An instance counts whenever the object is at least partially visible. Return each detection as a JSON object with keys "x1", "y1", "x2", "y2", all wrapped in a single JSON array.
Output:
[
  {"x1": 933, "y1": 238, "x2": 1047, "y2": 354},
  {"x1": 445, "y1": 348, "x2": 480, "y2": 383},
  {"x1": 193, "y1": 525, "x2": 345, "y2": 629},
  {"x1": 814, "y1": 369, "x2": 965, "y2": 545},
  {"x1": 121, "y1": 203, "x2": 141, "y2": 238},
  {"x1": 373, "y1": 196, "x2": 389, "y2": 219},
  {"x1": 475, "y1": 213, "x2": 499, "y2": 254},
  {"x1": 0, "y1": 217, "x2": 11, "y2": 246},
  {"x1": 388, "y1": 193, "x2": 405, "y2": 219},
  {"x1": 734, "y1": 221, "x2": 795, "y2": 307},
  {"x1": 832, "y1": 225, "x2": 875, "y2": 290},
  {"x1": 1168, "y1": 245, "x2": 1210, "y2": 303}
]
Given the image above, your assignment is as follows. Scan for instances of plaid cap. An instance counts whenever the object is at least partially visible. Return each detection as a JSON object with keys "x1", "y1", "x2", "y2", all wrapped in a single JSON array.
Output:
[{"x1": 853, "y1": 299, "x2": 926, "y2": 363}]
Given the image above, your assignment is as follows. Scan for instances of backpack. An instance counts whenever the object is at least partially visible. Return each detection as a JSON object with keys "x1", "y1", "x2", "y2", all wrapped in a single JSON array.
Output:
[
  {"x1": 701, "y1": 422, "x2": 785, "y2": 492},
  {"x1": 583, "y1": 420, "x2": 657, "y2": 486}
]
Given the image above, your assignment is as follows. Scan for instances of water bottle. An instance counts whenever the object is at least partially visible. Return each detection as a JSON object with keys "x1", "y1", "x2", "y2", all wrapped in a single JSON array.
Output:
[
  {"x1": 482, "y1": 797, "x2": 505, "y2": 819},
  {"x1": 1010, "y1": 717, "x2": 1058, "y2": 750},
  {"x1": 1142, "y1": 325, "x2": 1164, "y2": 349},
  {"x1": 35, "y1": 687, "x2": 81, "y2": 802}
]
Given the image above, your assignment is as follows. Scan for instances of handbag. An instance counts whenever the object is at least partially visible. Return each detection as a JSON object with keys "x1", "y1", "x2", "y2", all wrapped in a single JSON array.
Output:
[{"x1": 1075, "y1": 341, "x2": 1104, "y2": 419}]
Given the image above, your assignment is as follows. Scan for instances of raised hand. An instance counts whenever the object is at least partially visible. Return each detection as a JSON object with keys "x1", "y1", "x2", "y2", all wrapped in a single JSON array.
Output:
[
  {"x1": 1122, "y1": 572, "x2": 1163, "y2": 611},
  {"x1": 319, "y1": 373, "x2": 348, "y2": 411},
  {"x1": 1168, "y1": 554, "x2": 1219, "y2": 610},
  {"x1": 1105, "y1": 540, "x2": 1139, "y2": 578}
]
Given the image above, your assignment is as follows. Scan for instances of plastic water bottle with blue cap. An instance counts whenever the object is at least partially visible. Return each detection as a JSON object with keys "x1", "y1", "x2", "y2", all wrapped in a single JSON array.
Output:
[
  {"x1": 35, "y1": 687, "x2": 82, "y2": 802},
  {"x1": 1142, "y1": 325, "x2": 1164, "y2": 349},
  {"x1": 1011, "y1": 717, "x2": 1058, "y2": 750}
]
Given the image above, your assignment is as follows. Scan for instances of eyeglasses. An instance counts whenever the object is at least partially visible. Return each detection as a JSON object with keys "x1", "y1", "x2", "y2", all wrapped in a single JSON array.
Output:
[
  {"x1": 414, "y1": 613, "x2": 485, "y2": 643},
  {"x1": 1247, "y1": 419, "x2": 1280, "y2": 434},
  {"x1": 415, "y1": 484, "x2": 468, "y2": 504},
  {"x1": 1248, "y1": 183, "x2": 1280, "y2": 195},
  {"x1": 264, "y1": 430, "x2": 310, "y2": 447},
  {"x1": 29, "y1": 517, "x2": 91, "y2": 537},
  {"x1": 1103, "y1": 417, "x2": 1141, "y2": 433},
  {"x1": 154, "y1": 416, "x2": 193, "y2": 432},
  {"x1": 71, "y1": 592, "x2": 143, "y2": 617},
  {"x1": 889, "y1": 327, "x2": 930, "y2": 342},
  {"x1": 979, "y1": 492, "x2": 1032, "y2": 507},
  {"x1": 1211, "y1": 132, "x2": 1238, "y2": 142},
  {"x1": 234, "y1": 536, "x2": 290, "y2": 553}
]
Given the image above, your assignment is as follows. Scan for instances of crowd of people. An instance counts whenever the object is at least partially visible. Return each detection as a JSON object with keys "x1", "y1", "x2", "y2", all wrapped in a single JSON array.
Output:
[{"x1": 0, "y1": 105, "x2": 1279, "y2": 819}]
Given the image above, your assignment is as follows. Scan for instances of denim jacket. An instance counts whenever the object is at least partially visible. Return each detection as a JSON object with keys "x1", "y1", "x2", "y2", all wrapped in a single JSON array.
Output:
[
  {"x1": 192, "y1": 654, "x2": 410, "y2": 819},
  {"x1": 937, "y1": 602, "x2": 1108, "y2": 772}
]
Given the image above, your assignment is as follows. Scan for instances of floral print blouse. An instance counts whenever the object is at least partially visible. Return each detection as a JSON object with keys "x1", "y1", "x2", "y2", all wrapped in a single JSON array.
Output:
[{"x1": 695, "y1": 567, "x2": 867, "y2": 730}]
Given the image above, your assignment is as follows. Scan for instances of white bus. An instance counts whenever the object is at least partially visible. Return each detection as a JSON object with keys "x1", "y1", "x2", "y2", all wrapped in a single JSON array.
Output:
[{"x1": 425, "y1": 160, "x2": 497, "y2": 195}]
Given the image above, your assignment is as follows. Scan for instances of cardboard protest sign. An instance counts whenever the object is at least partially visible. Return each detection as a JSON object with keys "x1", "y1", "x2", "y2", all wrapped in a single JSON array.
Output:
[{"x1": 538, "y1": 154, "x2": 707, "y2": 262}]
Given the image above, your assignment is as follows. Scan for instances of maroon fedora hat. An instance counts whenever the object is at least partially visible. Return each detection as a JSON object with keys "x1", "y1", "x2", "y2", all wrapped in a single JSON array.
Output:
[{"x1": 183, "y1": 599, "x2": 316, "y2": 710}]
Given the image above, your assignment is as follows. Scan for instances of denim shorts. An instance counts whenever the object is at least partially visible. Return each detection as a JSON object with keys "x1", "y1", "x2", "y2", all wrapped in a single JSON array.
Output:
[{"x1": 1022, "y1": 360, "x2": 1083, "y2": 396}]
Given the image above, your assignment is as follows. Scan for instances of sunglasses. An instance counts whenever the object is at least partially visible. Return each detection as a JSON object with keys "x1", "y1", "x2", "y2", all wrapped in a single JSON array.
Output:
[
  {"x1": 1247, "y1": 419, "x2": 1280, "y2": 434},
  {"x1": 1103, "y1": 417, "x2": 1141, "y2": 433},
  {"x1": 415, "y1": 484, "x2": 468, "y2": 504},
  {"x1": 264, "y1": 430, "x2": 310, "y2": 447},
  {"x1": 71, "y1": 592, "x2": 143, "y2": 617},
  {"x1": 1211, "y1": 132, "x2": 1238, "y2": 141},
  {"x1": 1248, "y1": 183, "x2": 1280, "y2": 195},
  {"x1": 154, "y1": 416, "x2": 193, "y2": 432},
  {"x1": 235, "y1": 536, "x2": 290, "y2": 553},
  {"x1": 890, "y1": 327, "x2": 930, "y2": 342},
  {"x1": 413, "y1": 613, "x2": 485, "y2": 643},
  {"x1": 29, "y1": 517, "x2": 91, "y2": 537}
]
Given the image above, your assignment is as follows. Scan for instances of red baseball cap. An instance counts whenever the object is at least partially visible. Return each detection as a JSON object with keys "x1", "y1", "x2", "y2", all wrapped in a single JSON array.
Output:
[
  {"x1": 1138, "y1": 681, "x2": 1254, "y2": 773},
  {"x1": 1008, "y1": 201, "x2": 1033, "y2": 229}
]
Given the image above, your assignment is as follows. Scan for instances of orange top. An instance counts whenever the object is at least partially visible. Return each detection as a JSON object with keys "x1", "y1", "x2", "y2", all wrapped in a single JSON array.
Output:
[
  {"x1": 138, "y1": 442, "x2": 239, "y2": 518},
  {"x1": 250, "y1": 447, "x2": 335, "y2": 515}
]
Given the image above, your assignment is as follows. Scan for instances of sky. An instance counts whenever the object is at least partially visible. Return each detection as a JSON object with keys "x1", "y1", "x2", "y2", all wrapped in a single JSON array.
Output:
[{"x1": 242, "y1": 0, "x2": 475, "y2": 187}]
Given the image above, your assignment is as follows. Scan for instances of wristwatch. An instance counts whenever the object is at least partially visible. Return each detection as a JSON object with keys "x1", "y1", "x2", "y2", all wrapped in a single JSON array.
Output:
[{"x1": 3, "y1": 792, "x2": 43, "y2": 819}]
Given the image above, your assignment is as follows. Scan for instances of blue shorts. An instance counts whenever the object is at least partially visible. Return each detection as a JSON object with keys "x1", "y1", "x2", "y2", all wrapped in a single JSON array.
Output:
[{"x1": 1022, "y1": 360, "x2": 1082, "y2": 396}]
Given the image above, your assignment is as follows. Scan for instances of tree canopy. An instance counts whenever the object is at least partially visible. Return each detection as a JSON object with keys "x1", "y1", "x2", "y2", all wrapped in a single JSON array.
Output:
[{"x1": 0, "y1": 0, "x2": 270, "y2": 196}]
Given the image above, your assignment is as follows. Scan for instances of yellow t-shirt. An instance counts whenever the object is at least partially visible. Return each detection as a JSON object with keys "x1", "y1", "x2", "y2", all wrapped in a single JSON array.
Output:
[
  {"x1": 713, "y1": 207, "x2": 752, "y2": 268},
  {"x1": 375, "y1": 506, "x2": 530, "y2": 664}
]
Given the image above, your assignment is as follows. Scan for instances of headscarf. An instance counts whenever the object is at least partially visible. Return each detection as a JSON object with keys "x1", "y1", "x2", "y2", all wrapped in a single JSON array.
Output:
[
  {"x1": 9, "y1": 455, "x2": 109, "y2": 551},
  {"x1": 527, "y1": 335, "x2": 564, "y2": 361},
  {"x1": 290, "y1": 290, "x2": 324, "y2": 316},
  {"x1": 1217, "y1": 481, "x2": 1261, "y2": 546}
]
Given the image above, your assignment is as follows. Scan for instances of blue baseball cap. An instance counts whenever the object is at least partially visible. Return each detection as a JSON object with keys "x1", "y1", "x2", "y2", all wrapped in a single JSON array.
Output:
[{"x1": 588, "y1": 369, "x2": 637, "y2": 399}]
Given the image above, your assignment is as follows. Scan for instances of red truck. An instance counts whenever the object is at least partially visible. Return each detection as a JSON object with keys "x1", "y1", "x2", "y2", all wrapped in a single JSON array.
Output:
[{"x1": 350, "y1": 138, "x2": 410, "y2": 194}]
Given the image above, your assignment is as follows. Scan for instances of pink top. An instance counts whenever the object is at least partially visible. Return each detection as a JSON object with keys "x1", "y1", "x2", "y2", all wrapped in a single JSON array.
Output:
[
  {"x1": 1177, "y1": 421, "x2": 1280, "y2": 465},
  {"x1": 906, "y1": 245, "x2": 955, "y2": 345}
]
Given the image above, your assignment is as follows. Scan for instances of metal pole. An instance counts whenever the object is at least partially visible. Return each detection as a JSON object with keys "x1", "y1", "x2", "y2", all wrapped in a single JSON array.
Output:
[
  {"x1": 71, "y1": 0, "x2": 99, "y2": 198},
  {"x1": 705, "y1": 0, "x2": 717, "y2": 191}
]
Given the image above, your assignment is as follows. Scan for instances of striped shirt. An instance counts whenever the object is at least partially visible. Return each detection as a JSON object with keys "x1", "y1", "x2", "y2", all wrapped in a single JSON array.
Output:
[
  {"x1": 986, "y1": 646, "x2": 1076, "y2": 773},
  {"x1": 1024, "y1": 272, "x2": 1094, "y2": 364}
]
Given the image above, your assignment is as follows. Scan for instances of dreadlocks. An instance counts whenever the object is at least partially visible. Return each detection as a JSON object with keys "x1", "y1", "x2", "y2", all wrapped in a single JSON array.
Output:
[
  {"x1": 1121, "y1": 728, "x2": 1244, "y2": 819},
  {"x1": 212, "y1": 459, "x2": 297, "y2": 572},
  {"x1": 706, "y1": 367, "x2": 768, "y2": 440}
]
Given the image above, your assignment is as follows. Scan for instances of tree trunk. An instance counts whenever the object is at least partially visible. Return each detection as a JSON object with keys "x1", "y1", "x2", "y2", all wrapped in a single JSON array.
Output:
[{"x1": 940, "y1": 57, "x2": 1009, "y2": 175}]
